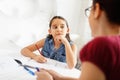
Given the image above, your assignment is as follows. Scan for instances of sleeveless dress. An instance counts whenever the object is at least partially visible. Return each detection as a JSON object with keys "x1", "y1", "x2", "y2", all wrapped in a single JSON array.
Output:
[{"x1": 41, "y1": 37, "x2": 73, "y2": 62}]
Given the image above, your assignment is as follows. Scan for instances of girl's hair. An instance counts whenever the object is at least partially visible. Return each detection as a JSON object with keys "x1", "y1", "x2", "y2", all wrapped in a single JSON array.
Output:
[
  {"x1": 47, "y1": 16, "x2": 71, "y2": 42},
  {"x1": 92, "y1": 0, "x2": 120, "y2": 25}
]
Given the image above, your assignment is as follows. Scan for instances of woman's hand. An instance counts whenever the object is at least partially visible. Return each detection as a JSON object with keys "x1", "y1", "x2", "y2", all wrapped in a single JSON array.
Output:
[
  {"x1": 36, "y1": 69, "x2": 53, "y2": 80},
  {"x1": 33, "y1": 55, "x2": 47, "y2": 63},
  {"x1": 41, "y1": 69, "x2": 63, "y2": 80}
]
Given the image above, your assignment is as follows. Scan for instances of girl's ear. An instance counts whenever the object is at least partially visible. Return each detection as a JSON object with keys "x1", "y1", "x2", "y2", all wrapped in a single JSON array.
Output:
[
  {"x1": 94, "y1": 3, "x2": 101, "y2": 18},
  {"x1": 48, "y1": 29, "x2": 51, "y2": 34},
  {"x1": 67, "y1": 28, "x2": 70, "y2": 33}
]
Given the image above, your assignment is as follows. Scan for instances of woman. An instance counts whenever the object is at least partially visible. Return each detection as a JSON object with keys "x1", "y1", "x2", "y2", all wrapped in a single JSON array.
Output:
[{"x1": 36, "y1": 0, "x2": 120, "y2": 80}]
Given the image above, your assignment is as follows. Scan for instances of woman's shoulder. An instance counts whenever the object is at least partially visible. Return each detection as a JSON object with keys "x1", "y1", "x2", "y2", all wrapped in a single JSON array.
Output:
[
  {"x1": 80, "y1": 36, "x2": 119, "y2": 58},
  {"x1": 91, "y1": 36, "x2": 120, "y2": 46},
  {"x1": 80, "y1": 36, "x2": 120, "y2": 78},
  {"x1": 80, "y1": 36, "x2": 120, "y2": 62}
]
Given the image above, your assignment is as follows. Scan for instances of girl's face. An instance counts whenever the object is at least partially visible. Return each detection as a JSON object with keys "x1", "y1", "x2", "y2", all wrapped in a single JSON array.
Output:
[{"x1": 48, "y1": 18, "x2": 69, "y2": 39}]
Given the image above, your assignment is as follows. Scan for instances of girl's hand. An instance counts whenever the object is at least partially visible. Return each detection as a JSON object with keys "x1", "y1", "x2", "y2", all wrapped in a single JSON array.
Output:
[
  {"x1": 55, "y1": 35, "x2": 67, "y2": 44},
  {"x1": 36, "y1": 69, "x2": 53, "y2": 80},
  {"x1": 33, "y1": 55, "x2": 47, "y2": 63}
]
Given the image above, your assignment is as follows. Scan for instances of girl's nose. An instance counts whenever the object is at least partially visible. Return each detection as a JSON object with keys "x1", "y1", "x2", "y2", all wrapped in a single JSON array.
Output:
[{"x1": 57, "y1": 26, "x2": 62, "y2": 31}]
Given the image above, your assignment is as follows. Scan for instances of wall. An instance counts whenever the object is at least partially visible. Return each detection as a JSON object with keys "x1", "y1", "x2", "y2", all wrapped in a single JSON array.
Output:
[
  {"x1": 0, "y1": 0, "x2": 56, "y2": 47},
  {"x1": 56, "y1": 0, "x2": 81, "y2": 34},
  {"x1": 56, "y1": 0, "x2": 92, "y2": 49},
  {"x1": 0, "y1": 0, "x2": 92, "y2": 49}
]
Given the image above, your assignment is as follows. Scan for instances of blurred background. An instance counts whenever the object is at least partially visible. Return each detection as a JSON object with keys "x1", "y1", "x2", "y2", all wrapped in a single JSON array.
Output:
[{"x1": 0, "y1": 0, "x2": 92, "y2": 57}]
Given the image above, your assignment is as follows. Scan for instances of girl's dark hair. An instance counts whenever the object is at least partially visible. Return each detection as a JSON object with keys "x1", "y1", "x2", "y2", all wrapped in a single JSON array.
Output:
[
  {"x1": 47, "y1": 16, "x2": 72, "y2": 42},
  {"x1": 92, "y1": 0, "x2": 120, "y2": 25}
]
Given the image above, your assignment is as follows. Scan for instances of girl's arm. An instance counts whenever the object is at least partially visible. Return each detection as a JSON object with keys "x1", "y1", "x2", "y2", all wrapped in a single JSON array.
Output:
[
  {"x1": 21, "y1": 38, "x2": 47, "y2": 63},
  {"x1": 64, "y1": 39, "x2": 77, "y2": 69},
  {"x1": 55, "y1": 35, "x2": 77, "y2": 69}
]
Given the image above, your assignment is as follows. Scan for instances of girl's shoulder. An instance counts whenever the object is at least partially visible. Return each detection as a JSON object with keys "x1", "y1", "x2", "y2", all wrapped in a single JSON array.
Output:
[
  {"x1": 45, "y1": 36, "x2": 53, "y2": 42},
  {"x1": 69, "y1": 40, "x2": 74, "y2": 45}
]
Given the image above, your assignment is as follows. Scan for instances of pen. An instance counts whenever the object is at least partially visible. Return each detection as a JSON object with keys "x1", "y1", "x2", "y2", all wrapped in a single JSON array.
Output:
[
  {"x1": 24, "y1": 65, "x2": 40, "y2": 71},
  {"x1": 14, "y1": 59, "x2": 40, "y2": 76},
  {"x1": 35, "y1": 44, "x2": 42, "y2": 55},
  {"x1": 24, "y1": 66, "x2": 35, "y2": 76}
]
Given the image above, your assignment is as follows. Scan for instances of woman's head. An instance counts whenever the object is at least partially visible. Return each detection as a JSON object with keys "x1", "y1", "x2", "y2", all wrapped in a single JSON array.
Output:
[
  {"x1": 92, "y1": 0, "x2": 120, "y2": 25},
  {"x1": 47, "y1": 16, "x2": 71, "y2": 42},
  {"x1": 86, "y1": 0, "x2": 120, "y2": 37}
]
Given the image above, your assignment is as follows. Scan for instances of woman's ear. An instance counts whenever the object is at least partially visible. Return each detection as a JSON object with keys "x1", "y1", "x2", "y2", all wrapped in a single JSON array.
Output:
[{"x1": 94, "y1": 3, "x2": 101, "y2": 18}]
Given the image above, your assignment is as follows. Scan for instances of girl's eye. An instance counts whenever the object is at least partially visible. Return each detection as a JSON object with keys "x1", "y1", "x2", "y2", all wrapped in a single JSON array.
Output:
[
  {"x1": 52, "y1": 26, "x2": 57, "y2": 29},
  {"x1": 61, "y1": 26, "x2": 64, "y2": 29},
  {"x1": 54, "y1": 26, "x2": 57, "y2": 29}
]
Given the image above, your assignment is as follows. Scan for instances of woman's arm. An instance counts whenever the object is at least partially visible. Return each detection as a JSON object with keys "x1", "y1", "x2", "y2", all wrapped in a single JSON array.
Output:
[
  {"x1": 79, "y1": 62, "x2": 106, "y2": 80},
  {"x1": 36, "y1": 62, "x2": 106, "y2": 80}
]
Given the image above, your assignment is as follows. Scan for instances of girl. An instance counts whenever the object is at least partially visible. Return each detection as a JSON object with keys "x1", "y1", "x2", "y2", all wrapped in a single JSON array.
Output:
[{"x1": 21, "y1": 16, "x2": 77, "y2": 69}]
